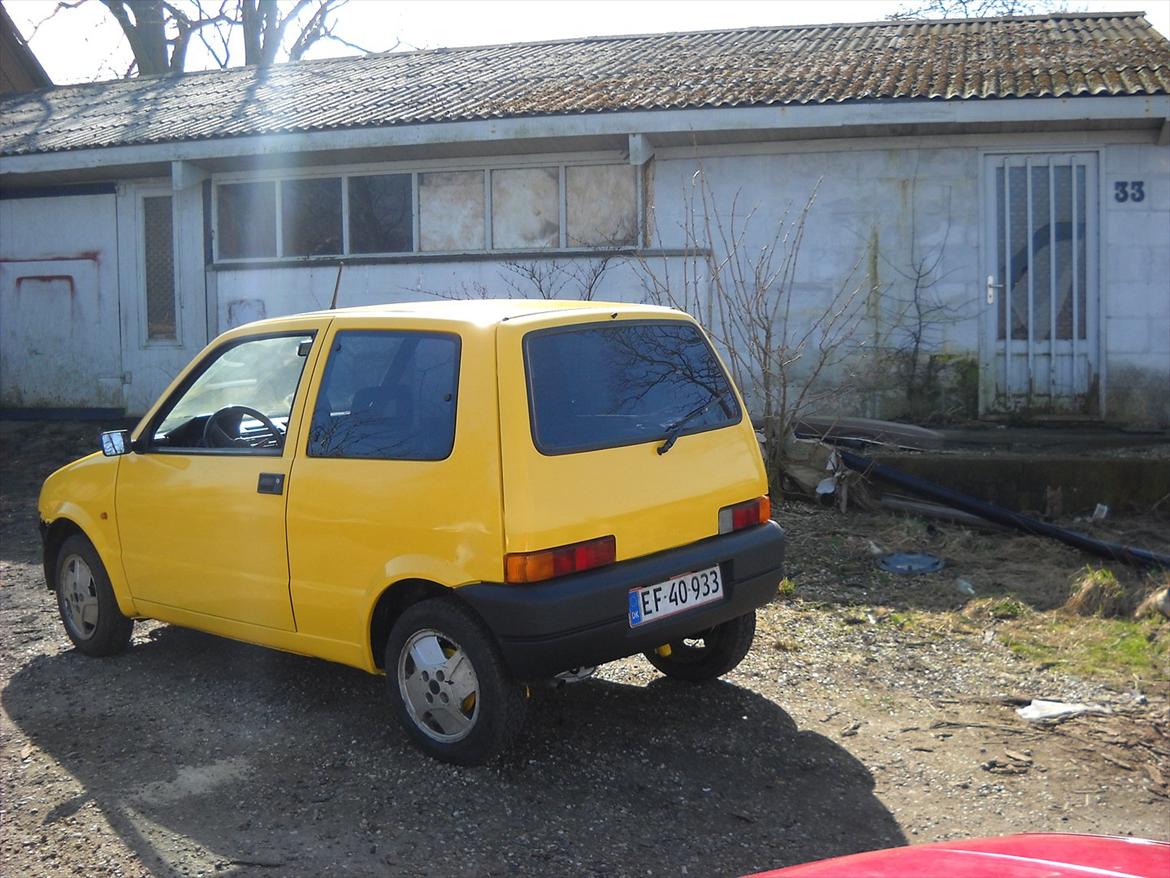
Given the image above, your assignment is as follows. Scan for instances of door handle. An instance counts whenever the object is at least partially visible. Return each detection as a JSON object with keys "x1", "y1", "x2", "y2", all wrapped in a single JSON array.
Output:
[
  {"x1": 986, "y1": 274, "x2": 1004, "y2": 305},
  {"x1": 257, "y1": 473, "x2": 285, "y2": 495}
]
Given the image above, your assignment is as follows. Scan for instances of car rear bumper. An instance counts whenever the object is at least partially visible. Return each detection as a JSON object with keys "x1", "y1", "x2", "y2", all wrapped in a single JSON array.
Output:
[{"x1": 457, "y1": 521, "x2": 785, "y2": 679}]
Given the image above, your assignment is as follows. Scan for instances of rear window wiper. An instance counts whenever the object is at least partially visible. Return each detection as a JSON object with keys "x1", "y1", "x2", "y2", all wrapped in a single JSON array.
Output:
[{"x1": 657, "y1": 395, "x2": 727, "y2": 455}]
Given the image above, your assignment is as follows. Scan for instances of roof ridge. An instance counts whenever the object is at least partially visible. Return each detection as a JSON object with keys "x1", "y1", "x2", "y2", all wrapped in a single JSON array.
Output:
[{"x1": 16, "y1": 10, "x2": 1155, "y2": 94}]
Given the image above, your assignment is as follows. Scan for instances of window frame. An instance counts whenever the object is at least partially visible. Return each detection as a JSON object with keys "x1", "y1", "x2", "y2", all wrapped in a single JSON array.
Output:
[
  {"x1": 306, "y1": 328, "x2": 463, "y2": 462},
  {"x1": 136, "y1": 187, "x2": 182, "y2": 348},
  {"x1": 522, "y1": 318, "x2": 744, "y2": 457},
  {"x1": 138, "y1": 329, "x2": 318, "y2": 457},
  {"x1": 210, "y1": 155, "x2": 641, "y2": 264}
]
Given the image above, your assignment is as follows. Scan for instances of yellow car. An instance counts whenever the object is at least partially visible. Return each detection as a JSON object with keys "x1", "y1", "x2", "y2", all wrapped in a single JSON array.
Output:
[{"x1": 39, "y1": 300, "x2": 785, "y2": 764}]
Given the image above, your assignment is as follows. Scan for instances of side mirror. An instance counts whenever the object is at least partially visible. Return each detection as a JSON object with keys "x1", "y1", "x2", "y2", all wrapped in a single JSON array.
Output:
[{"x1": 100, "y1": 430, "x2": 132, "y2": 457}]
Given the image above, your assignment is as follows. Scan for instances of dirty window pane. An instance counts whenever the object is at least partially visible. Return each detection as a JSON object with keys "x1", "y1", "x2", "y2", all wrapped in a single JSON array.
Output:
[
  {"x1": 217, "y1": 182, "x2": 276, "y2": 259},
  {"x1": 348, "y1": 174, "x2": 413, "y2": 254},
  {"x1": 308, "y1": 331, "x2": 460, "y2": 461},
  {"x1": 154, "y1": 333, "x2": 315, "y2": 450},
  {"x1": 492, "y1": 167, "x2": 559, "y2": 249},
  {"x1": 419, "y1": 171, "x2": 484, "y2": 251},
  {"x1": 143, "y1": 195, "x2": 176, "y2": 341},
  {"x1": 525, "y1": 322, "x2": 741, "y2": 455},
  {"x1": 1075, "y1": 165, "x2": 1087, "y2": 341},
  {"x1": 566, "y1": 165, "x2": 637, "y2": 246},
  {"x1": 281, "y1": 178, "x2": 342, "y2": 257}
]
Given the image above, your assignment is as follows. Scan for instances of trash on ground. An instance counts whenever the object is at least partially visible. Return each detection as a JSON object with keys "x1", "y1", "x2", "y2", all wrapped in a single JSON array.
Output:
[
  {"x1": 1016, "y1": 699, "x2": 1110, "y2": 722},
  {"x1": 1134, "y1": 587, "x2": 1170, "y2": 620},
  {"x1": 877, "y1": 552, "x2": 945, "y2": 575},
  {"x1": 954, "y1": 578, "x2": 977, "y2": 596},
  {"x1": 792, "y1": 416, "x2": 944, "y2": 451},
  {"x1": 839, "y1": 450, "x2": 1170, "y2": 569},
  {"x1": 1092, "y1": 503, "x2": 1110, "y2": 522}
]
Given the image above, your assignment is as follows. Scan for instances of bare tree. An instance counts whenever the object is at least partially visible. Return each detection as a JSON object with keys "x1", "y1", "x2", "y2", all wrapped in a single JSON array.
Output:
[
  {"x1": 632, "y1": 169, "x2": 866, "y2": 487},
  {"x1": 887, "y1": 0, "x2": 1078, "y2": 19},
  {"x1": 40, "y1": 0, "x2": 371, "y2": 77}
]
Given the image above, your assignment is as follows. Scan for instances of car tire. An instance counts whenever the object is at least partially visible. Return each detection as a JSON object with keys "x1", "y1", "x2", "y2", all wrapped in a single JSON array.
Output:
[
  {"x1": 55, "y1": 533, "x2": 134, "y2": 657},
  {"x1": 643, "y1": 610, "x2": 756, "y2": 682},
  {"x1": 385, "y1": 598, "x2": 527, "y2": 765}
]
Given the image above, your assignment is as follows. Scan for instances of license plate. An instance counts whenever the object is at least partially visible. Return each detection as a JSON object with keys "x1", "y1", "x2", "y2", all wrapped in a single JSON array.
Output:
[{"x1": 628, "y1": 564, "x2": 723, "y2": 627}]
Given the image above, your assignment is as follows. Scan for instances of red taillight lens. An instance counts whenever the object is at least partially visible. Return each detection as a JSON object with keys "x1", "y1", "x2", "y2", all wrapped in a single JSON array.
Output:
[
  {"x1": 505, "y1": 535, "x2": 616, "y2": 584},
  {"x1": 719, "y1": 496, "x2": 771, "y2": 534}
]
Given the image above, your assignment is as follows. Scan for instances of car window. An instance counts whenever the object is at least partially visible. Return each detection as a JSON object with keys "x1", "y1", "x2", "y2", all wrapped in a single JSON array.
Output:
[
  {"x1": 525, "y1": 321, "x2": 741, "y2": 455},
  {"x1": 307, "y1": 331, "x2": 460, "y2": 460},
  {"x1": 152, "y1": 333, "x2": 315, "y2": 451}
]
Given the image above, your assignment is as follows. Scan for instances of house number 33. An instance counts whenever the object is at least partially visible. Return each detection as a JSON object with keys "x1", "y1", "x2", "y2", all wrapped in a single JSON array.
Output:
[{"x1": 1114, "y1": 181, "x2": 1145, "y2": 202}]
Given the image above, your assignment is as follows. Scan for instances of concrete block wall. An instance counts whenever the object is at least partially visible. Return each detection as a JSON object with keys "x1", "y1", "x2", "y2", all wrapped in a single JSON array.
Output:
[{"x1": 1101, "y1": 142, "x2": 1170, "y2": 424}]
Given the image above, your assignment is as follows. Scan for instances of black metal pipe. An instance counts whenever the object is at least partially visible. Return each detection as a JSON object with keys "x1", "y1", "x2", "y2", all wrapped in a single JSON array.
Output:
[{"x1": 839, "y1": 450, "x2": 1170, "y2": 569}]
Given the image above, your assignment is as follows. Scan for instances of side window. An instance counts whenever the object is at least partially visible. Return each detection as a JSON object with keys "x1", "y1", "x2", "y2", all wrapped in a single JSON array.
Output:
[
  {"x1": 151, "y1": 333, "x2": 315, "y2": 452},
  {"x1": 308, "y1": 331, "x2": 460, "y2": 460}
]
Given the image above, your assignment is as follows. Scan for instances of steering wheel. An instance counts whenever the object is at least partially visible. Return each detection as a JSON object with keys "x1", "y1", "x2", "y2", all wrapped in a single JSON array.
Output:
[{"x1": 201, "y1": 405, "x2": 285, "y2": 449}]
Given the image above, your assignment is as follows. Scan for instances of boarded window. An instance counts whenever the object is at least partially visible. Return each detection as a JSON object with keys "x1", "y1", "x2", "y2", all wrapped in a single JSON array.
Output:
[
  {"x1": 419, "y1": 171, "x2": 484, "y2": 251},
  {"x1": 143, "y1": 195, "x2": 177, "y2": 340},
  {"x1": 217, "y1": 182, "x2": 277, "y2": 259},
  {"x1": 492, "y1": 167, "x2": 559, "y2": 249},
  {"x1": 348, "y1": 174, "x2": 412, "y2": 254},
  {"x1": 281, "y1": 178, "x2": 342, "y2": 257},
  {"x1": 566, "y1": 165, "x2": 637, "y2": 246}
]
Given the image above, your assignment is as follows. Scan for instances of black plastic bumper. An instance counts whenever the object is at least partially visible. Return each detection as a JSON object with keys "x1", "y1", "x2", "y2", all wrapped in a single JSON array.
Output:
[{"x1": 458, "y1": 521, "x2": 785, "y2": 679}]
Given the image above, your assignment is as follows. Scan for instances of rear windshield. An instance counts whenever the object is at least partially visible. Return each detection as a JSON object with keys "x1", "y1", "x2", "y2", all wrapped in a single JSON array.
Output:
[{"x1": 525, "y1": 320, "x2": 741, "y2": 455}]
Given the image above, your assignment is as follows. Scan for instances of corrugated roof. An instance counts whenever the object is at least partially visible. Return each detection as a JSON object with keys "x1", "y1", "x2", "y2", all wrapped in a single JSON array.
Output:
[{"x1": 1, "y1": 11, "x2": 1167, "y2": 157}]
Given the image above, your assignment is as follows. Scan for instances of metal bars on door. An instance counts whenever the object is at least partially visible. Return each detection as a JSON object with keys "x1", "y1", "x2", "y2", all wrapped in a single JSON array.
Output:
[{"x1": 986, "y1": 153, "x2": 1098, "y2": 414}]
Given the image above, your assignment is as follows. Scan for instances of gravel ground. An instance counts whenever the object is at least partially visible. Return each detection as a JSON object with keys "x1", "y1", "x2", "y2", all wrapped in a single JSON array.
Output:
[{"x1": 1, "y1": 421, "x2": 1168, "y2": 878}]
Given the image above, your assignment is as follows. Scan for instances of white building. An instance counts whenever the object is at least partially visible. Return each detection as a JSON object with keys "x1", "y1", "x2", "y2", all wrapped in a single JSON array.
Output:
[{"x1": 1, "y1": 11, "x2": 1168, "y2": 423}]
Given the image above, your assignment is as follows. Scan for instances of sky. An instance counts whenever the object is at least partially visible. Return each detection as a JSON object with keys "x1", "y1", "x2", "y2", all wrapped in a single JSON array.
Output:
[{"x1": 7, "y1": 0, "x2": 1170, "y2": 85}]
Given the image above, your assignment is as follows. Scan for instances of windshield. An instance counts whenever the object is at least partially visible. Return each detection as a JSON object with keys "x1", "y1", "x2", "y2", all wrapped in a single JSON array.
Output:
[{"x1": 524, "y1": 320, "x2": 741, "y2": 455}]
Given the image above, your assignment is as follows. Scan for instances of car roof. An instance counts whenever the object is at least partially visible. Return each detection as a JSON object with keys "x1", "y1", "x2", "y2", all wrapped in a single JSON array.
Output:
[{"x1": 239, "y1": 299, "x2": 682, "y2": 332}]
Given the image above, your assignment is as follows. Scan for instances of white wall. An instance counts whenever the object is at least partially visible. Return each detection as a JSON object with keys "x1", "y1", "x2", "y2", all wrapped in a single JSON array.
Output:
[
  {"x1": 0, "y1": 193, "x2": 123, "y2": 408},
  {"x1": 1100, "y1": 143, "x2": 1170, "y2": 424}
]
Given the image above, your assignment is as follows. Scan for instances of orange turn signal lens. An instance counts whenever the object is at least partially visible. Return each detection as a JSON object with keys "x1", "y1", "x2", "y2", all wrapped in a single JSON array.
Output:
[
  {"x1": 718, "y1": 496, "x2": 771, "y2": 534},
  {"x1": 505, "y1": 535, "x2": 616, "y2": 584}
]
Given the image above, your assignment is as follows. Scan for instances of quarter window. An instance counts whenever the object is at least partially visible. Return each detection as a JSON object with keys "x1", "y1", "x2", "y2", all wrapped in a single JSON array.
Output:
[{"x1": 308, "y1": 331, "x2": 460, "y2": 460}]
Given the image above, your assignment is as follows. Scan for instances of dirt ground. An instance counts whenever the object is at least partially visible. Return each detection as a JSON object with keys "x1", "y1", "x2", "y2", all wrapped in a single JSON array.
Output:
[{"x1": 1, "y1": 420, "x2": 1168, "y2": 878}]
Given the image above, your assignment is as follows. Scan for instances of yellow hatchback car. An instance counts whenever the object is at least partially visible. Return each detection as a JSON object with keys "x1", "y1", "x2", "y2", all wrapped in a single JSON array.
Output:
[{"x1": 39, "y1": 300, "x2": 785, "y2": 764}]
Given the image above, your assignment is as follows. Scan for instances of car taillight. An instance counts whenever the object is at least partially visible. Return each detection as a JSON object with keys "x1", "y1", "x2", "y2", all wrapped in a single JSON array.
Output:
[
  {"x1": 504, "y1": 535, "x2": 616, "y2": 584},
  {"x1": 718, "y1": 496, "x2": 771, "y2": 534}
]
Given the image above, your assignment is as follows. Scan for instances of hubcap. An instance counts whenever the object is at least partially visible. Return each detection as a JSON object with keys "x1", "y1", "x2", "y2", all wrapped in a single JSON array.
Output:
[
  {"x1": 397, "y1": 628, "x2": 480, "y2": 743},
  {"x1": 60, "y1": 554, "x2": 99, "y2": 640}
]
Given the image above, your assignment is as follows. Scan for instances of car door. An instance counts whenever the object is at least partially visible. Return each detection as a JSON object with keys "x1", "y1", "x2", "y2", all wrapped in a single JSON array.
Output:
[{"x1": 116, "y1": 325, "x2": 323, "y2": 631}]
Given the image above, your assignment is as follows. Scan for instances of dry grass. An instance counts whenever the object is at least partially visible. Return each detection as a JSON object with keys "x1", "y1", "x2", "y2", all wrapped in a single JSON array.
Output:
[{"x1": 1064, "y1": 567, "x2": 1127, "y2": 617}]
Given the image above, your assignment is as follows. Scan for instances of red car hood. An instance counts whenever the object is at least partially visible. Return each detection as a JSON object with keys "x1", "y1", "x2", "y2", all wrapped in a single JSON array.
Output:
[{"x1": 745, "y1": 834, "x2": 1170, "y2": 878}]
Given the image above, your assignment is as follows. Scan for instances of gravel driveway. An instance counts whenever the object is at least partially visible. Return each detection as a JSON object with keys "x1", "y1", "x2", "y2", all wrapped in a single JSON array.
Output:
[{"x1": 2, "y1": 421, "x2": 1167, "y2": 878}]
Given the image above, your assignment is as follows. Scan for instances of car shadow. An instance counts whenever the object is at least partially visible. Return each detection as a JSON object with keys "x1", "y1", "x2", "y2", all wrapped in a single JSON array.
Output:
[{"x1": 3, "y1": 624, "x2": 905, "y2": 878}]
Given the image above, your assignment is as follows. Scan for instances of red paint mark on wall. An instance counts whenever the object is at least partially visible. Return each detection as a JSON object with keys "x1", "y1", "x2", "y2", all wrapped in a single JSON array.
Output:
[
  {"x1": 0, "y1": 251, "x2": 99, "y2": 265},
  {"x1": 15, "y1": 275, "x2": 76, "y2": 295}
]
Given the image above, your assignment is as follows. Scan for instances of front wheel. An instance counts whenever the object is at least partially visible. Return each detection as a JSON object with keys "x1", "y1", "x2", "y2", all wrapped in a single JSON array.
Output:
[
  {"x1": 643, "y1": 611, "x2": 756, "y2": 682},
  {"x1": 385, "y1": 598, "x2": 527, "y2": 765},
  {"x1": 55, "y1": 534, "x2": 134, "y2": 657}
]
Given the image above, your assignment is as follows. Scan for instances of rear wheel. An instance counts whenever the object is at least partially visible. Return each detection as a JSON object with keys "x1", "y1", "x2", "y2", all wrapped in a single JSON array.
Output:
[
  {"x1": 643, "y1": 611, "x2": 756, "y2": 682},
  {"x1": 55, "y1": 534, "x2": 133, "y2": 657},
  {"x1": 385, "y1": 598, "x2": 527, "y2": 765}
]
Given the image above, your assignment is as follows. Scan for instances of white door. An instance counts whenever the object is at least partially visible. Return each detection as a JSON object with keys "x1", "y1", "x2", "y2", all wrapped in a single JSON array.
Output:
[
  {"x1": 982, "y1": 153, "x2": 1100, "y2": 415},
  {"x1": 117, "y1": 182, "x2": 209, "y2": 414}
]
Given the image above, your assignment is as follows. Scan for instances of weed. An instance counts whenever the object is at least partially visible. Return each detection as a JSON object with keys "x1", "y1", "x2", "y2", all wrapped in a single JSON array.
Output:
[{"x1": 777, "y1": 577, "x2": 797, "y2": 598}]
